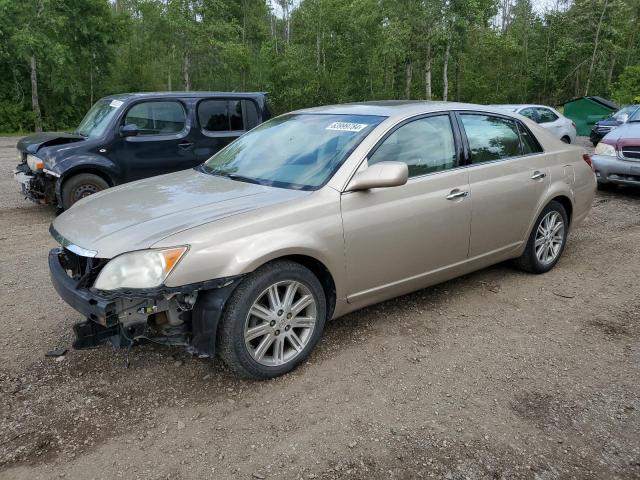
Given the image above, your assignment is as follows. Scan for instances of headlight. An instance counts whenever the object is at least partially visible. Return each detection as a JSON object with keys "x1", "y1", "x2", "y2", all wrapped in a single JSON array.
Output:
[
  {"x1": 594, "y1": 142, "x2": 616, "y2": 156},
  {"x1": 93, "y1": 247, "x2": 187, "y2": 291},
  {"x1": 26, "y1": 154, "x2": 44, "y2": 172}
]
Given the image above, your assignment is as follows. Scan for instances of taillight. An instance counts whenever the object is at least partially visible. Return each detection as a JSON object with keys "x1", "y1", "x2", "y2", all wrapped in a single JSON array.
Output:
[{"x1": 582, "y1": 153, "x2": 593, "y2": 169}]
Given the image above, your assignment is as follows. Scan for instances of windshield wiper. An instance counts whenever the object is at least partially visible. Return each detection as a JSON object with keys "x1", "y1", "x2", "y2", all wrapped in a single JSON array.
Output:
[
  {"x1": 226, "y1": 173, "x2": 261, "y2": 185},
  {"x1": 198, "y1": 166, "x2": 261, "y2": 185}
]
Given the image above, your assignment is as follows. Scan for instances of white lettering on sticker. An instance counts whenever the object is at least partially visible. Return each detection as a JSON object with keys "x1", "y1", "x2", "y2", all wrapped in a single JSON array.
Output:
[
  {"x1": 109, "y1": 99, "x2": 123, "y2": 108},
  {"x1": 326, "y1": 122, "x2": 368, "y2": 132}
]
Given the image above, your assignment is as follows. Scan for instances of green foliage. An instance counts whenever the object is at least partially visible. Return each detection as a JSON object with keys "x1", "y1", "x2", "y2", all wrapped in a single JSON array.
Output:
[
  {"x1": 612, "y1": 65, "x2": 640, "y2": 104},
  {"x1": 1, "y1": 0, "x2": 639, "y2": 133}
]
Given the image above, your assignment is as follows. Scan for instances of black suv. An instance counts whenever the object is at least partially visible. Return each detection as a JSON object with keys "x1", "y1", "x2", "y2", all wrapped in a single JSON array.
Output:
[
  {"x1": 590, "y1": 104, "x2": 639, "y2": 146},
  {"x1": 14, "y1": 92, "x2": 270, "y2": 209}
]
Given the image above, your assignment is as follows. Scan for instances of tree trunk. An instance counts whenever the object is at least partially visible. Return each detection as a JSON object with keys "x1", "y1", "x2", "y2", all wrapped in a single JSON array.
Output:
[
  {"x1": 168, "y1": 71, "x2": 172, "y2": 91},
  {"x1": 606, "y1": 55, "x2": 615, "y2": 91},
  {"x1": 30, "y1": 55, "x2": 42, "y2": 133},
  {"x1": 404, "y1": 59, "x2": 412, "y2": 99},
  {"x1": 585, "y1": 0, "x2": 609, "y2": 96},
  {"x1": 443, "y1": 39, "x2": 451, "y2": 101},
  {"x1": 183, "y1": 51, "x2": 191, "y2": 91},
  {"x1": 425, "y1": 41, "x2": 432, "y2": 100}
]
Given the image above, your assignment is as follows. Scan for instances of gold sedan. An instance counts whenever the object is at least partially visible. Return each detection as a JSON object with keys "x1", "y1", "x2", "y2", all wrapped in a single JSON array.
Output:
[{"x1": 49, "y1": 102, "x2": 596, "y2": 378}]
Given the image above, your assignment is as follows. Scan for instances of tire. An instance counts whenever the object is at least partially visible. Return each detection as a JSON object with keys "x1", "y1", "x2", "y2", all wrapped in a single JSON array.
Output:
[
  {"x1": 513, "y1": 200, "x2": 569, "y2": 274},
  {"x1": 561, "y1": 136, "x2": 571, "y2": 144},
  {"x1": 61, "y1": 173, "x2": 109, "y2": 209},
  {"x1": 217, "y1": 260, "x2": 327, "y2": 379}
]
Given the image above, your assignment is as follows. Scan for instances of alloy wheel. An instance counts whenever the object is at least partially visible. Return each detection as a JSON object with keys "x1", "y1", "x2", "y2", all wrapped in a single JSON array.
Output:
[
  {"x1": 535, "y1": 211, "x2": 564, "y2": 264},
  {"x1": 244, "y1": 280, "x2": 317, "y2": 367}
]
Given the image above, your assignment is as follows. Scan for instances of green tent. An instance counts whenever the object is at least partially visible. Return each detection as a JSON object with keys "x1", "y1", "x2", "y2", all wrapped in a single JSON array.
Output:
[{"x1": 562, "y1": 96, "x2": 619, "y2": 136}]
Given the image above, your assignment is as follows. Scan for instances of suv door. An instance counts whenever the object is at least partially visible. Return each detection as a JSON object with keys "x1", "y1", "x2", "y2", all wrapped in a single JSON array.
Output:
[
  {"x1": 457, "y1": 112, "x2": 549, "y2": 261},
  {"x1": 341, "y1": 113, "x2": 471, "y2": 304},
  {"x1": 108, "y1": 99, "x2": 198, "y2": 181},
  {"x1": 193, "y1": 98, "x2": 262, "y2": 162}
]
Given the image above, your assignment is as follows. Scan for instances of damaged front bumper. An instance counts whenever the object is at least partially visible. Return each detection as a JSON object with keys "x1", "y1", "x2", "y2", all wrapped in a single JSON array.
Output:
[
  {"x1": 14, "y1": 163, "x2": 57, "y2": 205},
  {"x1": 48, "y1": 247, "x2": 240, "y2": 357}
]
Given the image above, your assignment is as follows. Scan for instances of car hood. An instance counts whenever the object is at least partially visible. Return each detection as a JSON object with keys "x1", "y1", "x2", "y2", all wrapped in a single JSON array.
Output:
[
  {"x1": 51, "y1": 168, "x2": 310, "y2": 258},
  {"x1": 593, "y1": 119, "x2": 620, "y2": 128},
  {"x1": 17, "y1": 132, "x2": 85, "y2": 155},
  {"x1": 602, "y1": 122, "x2": 640, "y2": 145}
]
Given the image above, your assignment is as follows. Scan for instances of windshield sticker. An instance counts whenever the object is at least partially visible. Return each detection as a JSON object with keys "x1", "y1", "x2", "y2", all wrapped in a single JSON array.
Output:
[
  {"x1": 109, "y1": 99, "x2": 123, "y2": 109},
  {"x1": 326, "y1": 122, "x2": 368, "y2": 132}
]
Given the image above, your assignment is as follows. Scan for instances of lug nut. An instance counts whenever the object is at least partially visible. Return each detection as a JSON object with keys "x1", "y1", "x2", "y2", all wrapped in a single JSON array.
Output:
[
  {"x1": 277, "y1": 310, "x2": 284, "y2": 316},
  {"x1": 286, "y1": 313, "x2": 292, "y2": 319},
  {"x1": 275, "y1": 330, "x2": 280, "y2": 336},
  {"x1": 270, "y1": 320, "x2": 276, "y2": 327},
  {"x1": 285, "y1": 325, "x2": 290, "y2": 331}
]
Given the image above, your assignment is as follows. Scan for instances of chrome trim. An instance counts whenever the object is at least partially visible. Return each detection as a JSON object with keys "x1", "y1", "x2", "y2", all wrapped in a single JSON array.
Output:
[
  {"x1": 49, "y1": 224, "x2": 97, "y2": 258},
  {"x1": 43, "y1": 168, "x2": 61, "y2": 178}
]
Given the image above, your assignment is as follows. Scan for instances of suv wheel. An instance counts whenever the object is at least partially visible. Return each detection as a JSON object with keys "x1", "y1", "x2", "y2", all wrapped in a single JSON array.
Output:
[
  {"x1": 61, "y1": 173, "x2": 109, "y2": 209},
  {"x1": 514, "y1": 200, "x2": 568, "y2": 274},
  {"x1": 218, "y1": 260, "x2": 326, "y2": 379}
]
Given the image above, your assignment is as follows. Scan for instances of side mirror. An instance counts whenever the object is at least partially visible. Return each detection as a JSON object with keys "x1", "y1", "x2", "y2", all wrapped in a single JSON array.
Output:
[
  {"x1": 120, "y1": 123, "x2": 139, "y2": 137},
  {"x1": 346, "y1": 161, "x2": 409, "y2": 192},
  {"x1": 618, "y1": 113, "x2": 629, "y2": 123}
]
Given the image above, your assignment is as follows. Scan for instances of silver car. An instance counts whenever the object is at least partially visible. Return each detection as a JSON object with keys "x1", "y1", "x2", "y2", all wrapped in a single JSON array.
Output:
[{"x1": 48, "y1": 102, "x2": 596, "y2": 379}]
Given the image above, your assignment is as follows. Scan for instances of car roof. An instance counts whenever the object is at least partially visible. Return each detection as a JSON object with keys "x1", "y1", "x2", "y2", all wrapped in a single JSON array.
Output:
[
  {"x1": 491, "y1": 104, "x2": 557, "y2": 110},
  {"x1": 291, "y1": 101, "x2": 521, "y2": 119},
  {"x1": 101, "y1": 91, "x2": 268, "y2": 101}
]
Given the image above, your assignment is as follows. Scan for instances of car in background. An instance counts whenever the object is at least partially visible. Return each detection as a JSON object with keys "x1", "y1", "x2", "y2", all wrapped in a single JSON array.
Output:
[
  {"x1": 14, "y1": 92, "x2": 270, "y2": 209},
  {"x1": 492, "y1": 104, "x2": 576, "y2": 144},
  {"x1": 590, "y1": 104, "x2": 640, "y2": 146},
  {"x1": 592, "y1": 107, "x2": 640, "y2": 189},
  {"x1": 47, "y1": 102, "x2": 595, "y2": 379}
]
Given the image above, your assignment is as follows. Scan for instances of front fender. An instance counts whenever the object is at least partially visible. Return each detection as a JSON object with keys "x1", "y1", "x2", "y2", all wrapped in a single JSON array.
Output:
[{"x1": 52, "y1": 154, "x2": 121, "y2": 206}]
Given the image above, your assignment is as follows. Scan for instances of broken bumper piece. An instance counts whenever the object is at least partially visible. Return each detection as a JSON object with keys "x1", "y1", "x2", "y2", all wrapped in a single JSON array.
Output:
[{"x1": 48, "y1": 247, "x2": 241, "y2": 357}]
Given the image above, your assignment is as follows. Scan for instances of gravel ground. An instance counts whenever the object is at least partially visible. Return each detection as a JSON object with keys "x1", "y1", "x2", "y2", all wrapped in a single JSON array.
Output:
[{"x1": 0, "y1": 136, "x2": 639, "y2": 480}]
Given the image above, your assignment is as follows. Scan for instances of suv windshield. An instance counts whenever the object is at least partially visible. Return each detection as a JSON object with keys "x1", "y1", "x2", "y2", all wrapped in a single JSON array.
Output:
[
  {"x1": 611, "y1": 105, "x2": 638, "y2": 122},
  {"x1": 629, "y1": 107, "x2": 640, "y2": 122},
  {"x1": 201, "y1": 113, "x2": 385, "y2": 190},
  {"x1": 76, "y1": 98, "x2": 122, "y2": 138}
]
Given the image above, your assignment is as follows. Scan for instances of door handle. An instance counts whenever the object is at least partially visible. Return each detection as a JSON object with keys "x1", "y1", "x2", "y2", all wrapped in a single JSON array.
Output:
[
  {"x1": 178, "y1": 141, "x2": 194, "y2": 149},
  {"x1": 446, "y1": 189, "x2": 469, "y2": 200},
  {"x1": 531, "y1": 171, "x2": 546, "y2": 180}
]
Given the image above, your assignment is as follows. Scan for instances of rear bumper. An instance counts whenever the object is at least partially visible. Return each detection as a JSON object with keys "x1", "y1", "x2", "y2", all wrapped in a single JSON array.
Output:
[{"x1": 592, "y1": 155, "x2": 640, "y2": 186}]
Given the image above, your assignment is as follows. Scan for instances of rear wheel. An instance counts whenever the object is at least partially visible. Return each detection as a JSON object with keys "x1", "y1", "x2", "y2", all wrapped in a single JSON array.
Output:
[
  {"x1": 218, "y1": 260, "x2": 326, "y2": 379},
  {"x1": 561, "y1": 136, "x2": 571, "y2": 144},
  {"x1": 61, "y1": 173, "x2": 109, "y2": 209},
  {"x1": 514, "y1": 200, "x2": 568, "y2": 274}
]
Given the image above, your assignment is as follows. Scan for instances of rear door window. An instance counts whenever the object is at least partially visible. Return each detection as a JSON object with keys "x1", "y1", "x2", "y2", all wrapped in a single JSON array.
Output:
[
  {"x1": 535, "y1": 108, "x2": 559, "y2": 123},
  {"x1": 460, "y1": 114, "x2": 523, "y2": 163},
  {"x1": 124, "y1": 101, "x2": 186, "y2": 135},
  {"x1": 519, "y1": 107, "x2": 540, "y2": 123},
  {"x1": 517, "y1": 122, "x2": 543, "y2": 154},
  {"x1": 198, "y1": 99, "x2": 260, "y2": 132}
]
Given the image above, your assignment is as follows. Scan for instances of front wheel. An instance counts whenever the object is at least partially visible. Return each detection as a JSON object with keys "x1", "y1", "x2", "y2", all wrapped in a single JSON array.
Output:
[
  {"x1": 514, "y1": 200, "x2": 569, "y2": 274},
  {"x1": 217, "y1": 260, "x2": 326, "y2": 379},
  {"x1": 61, "y1": 173, "x2": 109, "y2": 209}
]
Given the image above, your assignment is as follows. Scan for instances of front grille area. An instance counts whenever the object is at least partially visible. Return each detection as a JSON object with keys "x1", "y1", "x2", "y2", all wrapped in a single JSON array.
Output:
[
  {"x1": 58, "y1": 248, "x2": 108, "y2": 288},
  {"x1": 621, "y1": 146, "x2": 640, "y2": 160}
]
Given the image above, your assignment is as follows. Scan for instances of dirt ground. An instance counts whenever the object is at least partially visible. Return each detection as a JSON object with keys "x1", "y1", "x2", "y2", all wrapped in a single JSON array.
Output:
[{"x1": 0, "y1": 136, "x2": 638, "y2": 480}]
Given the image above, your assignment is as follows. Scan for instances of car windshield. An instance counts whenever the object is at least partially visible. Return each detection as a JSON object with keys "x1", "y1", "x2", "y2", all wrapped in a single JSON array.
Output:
[
  {"x1": 611, "y1": 106, "x2": 637, "y2": 122},
  {"x1": 200, "y1": 113, "x2": 385, "y2": 190},
  {"x1": 76, "y1": 98, "x2": 122, "y2": 138},
  {"x1": 628, "y1": 107, "x2": 640, "y2": 122}
]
